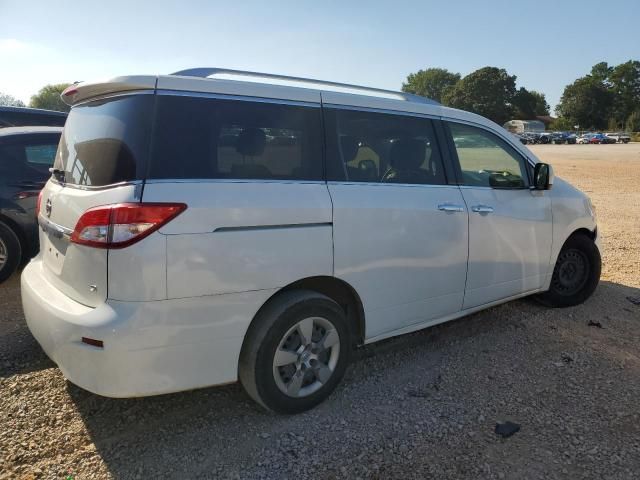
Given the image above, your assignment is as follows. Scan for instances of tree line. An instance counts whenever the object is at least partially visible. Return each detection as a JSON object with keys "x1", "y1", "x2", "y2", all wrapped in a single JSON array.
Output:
[
  {"x1": 0, "y1": 83, "x2": 71, "y2": 112},
  {"x1": 403, "y1": 61, "x2": 640, "y2": 131},
  {"x1": 1, "y1": 61, "x2": 639, "y2": 132}
]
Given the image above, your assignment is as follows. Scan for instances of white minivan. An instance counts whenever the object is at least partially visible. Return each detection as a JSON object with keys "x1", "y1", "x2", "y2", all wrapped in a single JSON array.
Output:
[{"x1": 22, "y1": 68, "x2": 601, "y2": 413}]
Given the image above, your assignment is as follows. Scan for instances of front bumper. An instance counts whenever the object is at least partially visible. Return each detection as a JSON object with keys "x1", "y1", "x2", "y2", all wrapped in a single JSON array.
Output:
[{"x1": 21, "y1": 258, "x2": 275, "y2": 397}]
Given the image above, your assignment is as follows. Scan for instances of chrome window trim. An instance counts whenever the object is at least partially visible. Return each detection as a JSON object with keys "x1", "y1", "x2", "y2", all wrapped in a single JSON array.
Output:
[
  {"x1": 323, "y1": 102, "x2": 439, "y2": 120},
  {"x1": 327, "y1": 181, "x2": 458, "y2": 189},
  {"x1": 457, "y1": 185, "x2": 530, "y2": 191},
  {"x1": 155, "y1": 89, "x2": 320, "y2": 108},
  {"x1": 144, "y1": 178, "x2": 326, "y2": 185},
  {"x1": 49, "y1": 177, "x2": 143, "y2": 191}
]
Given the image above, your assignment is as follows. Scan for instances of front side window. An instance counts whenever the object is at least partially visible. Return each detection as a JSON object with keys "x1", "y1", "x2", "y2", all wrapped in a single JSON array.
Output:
[
  {"x1": 149, "y1": 95, "x2": 323, "y2": 181},
  {"x1": 325, "y1": 108, "x2": 446, "y2": 185},
  {"x1": 448, "y1": 122, "x2": 528, "y2": 188}
]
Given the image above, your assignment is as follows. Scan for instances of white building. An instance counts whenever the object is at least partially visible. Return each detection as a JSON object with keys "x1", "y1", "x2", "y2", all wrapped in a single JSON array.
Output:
[{"x1": 503, "y1": 119, "x2": 545, "y2": 133}]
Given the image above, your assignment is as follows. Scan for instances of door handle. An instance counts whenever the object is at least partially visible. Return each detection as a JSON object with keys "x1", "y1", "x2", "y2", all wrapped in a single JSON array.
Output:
[
  {"x1": 438, "y1": 203, "x2": 464, "y2": 213},
  {"x1": 471, "y1": 205, "x2": 494, "y2": 213}
]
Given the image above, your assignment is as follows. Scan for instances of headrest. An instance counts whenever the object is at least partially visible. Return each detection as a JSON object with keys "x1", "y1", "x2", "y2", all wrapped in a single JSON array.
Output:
[
  {"x1": 389, "y1": 138, "x2": 426, "y2": 171},
  {"x1": 236, "y1": 127, "x2": 266, "y2": 156},
  {"x1": 339, "y1": 135, "x2": 359, "y2": 163}
]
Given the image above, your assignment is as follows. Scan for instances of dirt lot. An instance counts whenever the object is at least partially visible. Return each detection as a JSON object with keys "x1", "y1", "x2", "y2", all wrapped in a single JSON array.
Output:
[{"x1": 1, "y1": 144, "x2": 639, "y2": 479}]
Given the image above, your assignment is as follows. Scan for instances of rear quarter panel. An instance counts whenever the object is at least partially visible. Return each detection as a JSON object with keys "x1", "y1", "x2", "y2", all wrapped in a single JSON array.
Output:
[{"x1": 142, "y1": 181, "x2": 333, "y2": 299}]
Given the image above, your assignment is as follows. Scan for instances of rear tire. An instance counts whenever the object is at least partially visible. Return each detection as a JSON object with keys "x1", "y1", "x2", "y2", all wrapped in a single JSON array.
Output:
[
  {"x1": 0, "y1": 222, "x2": 21, "y2": 284},
  {"x1": 537, "y1": 233, "x2": 601, "y2": 307},
  {"x1": 239, "y1": 290, "x2": 350, "y2": 414}
]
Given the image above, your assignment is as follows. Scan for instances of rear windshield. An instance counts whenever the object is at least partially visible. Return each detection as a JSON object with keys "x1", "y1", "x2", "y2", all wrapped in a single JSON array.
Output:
[{"x1": 54, "y1": 95, "x2": 153, "y2": 186}]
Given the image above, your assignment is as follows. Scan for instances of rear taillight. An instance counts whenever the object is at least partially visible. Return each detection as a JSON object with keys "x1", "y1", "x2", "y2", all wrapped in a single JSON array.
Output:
[
  {"x1": 35, "y1": 190, "x2": 44, "y2": 217},
  {"x1": 62, "y1": 86, "x2": 79, "y2": 97},
  {"x1": 70, "y1": 203, "x2": 187, "y2": 249}
]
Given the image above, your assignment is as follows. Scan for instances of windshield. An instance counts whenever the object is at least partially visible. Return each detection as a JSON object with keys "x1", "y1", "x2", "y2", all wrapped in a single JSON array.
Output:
[{"x1": 53, "y1": 94, "x2": 154, "y2": 186}]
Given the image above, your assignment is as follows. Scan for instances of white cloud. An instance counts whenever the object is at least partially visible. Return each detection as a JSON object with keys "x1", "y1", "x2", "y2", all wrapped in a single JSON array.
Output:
[{"x1": 0, "y1": 38, "x2": 32, "y2": 54}]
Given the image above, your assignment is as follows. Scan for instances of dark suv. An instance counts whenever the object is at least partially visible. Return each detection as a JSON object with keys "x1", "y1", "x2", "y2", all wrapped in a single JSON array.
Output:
[{"x1": 0, "y1": 126, "x2": 61, "y2": 282}]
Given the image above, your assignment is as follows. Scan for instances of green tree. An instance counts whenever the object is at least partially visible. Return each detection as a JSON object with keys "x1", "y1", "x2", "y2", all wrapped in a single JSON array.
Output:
[
  {"x1": 609, "y1": 60, "x2": 640, "y2": 122},
  {"x1": 558, "y1": 60, "x2": 639, "y2": 129},
  {"x1": 29, "y1": 83, "x2": 71, "y2": 112},
  {"x1": 402, "y1": 68, "x2": 461, "y2": 103},
  {"x1": 627, "y1": 111, "x2": 640, "y2": 132},
  {"x1": 555, "y1": 76, "x2": 613, "y2": 130},
  {"x1": 512, "y1": 88, "x2": 550, "y2": 119},
  {"x1": 530, "y1": 90, "x2": 550, "y2": 116},
  {"x1": 590, "y1": 62, "x2": 613, "y2": 85},
  {"x1": 442, "y1": 67, "x2": 517, "y2": 124},
  {"x1": 548, "y1": 117, "x2": 575, "y2": 131},
  {"x1": 0, "y1": 92, "x2": 25, "y2": 107}
]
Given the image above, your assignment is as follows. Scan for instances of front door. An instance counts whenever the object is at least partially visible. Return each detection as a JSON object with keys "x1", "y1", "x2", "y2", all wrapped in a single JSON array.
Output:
[
  {"x1": 445, "y1": 122, "x2": 552, "y2": 309},
  {"x1": 324, "y1": 107, "x2": 469, "y2": 339}
]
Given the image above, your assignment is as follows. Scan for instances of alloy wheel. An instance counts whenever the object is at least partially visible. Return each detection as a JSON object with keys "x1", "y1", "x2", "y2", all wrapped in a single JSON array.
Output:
[{"x1": 272, "y1": 316, "x2": 341, "y2": 398}]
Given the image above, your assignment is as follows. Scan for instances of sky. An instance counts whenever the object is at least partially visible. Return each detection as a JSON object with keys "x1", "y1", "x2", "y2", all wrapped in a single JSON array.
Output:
[{"x1": 1, "y1": 0, "x2": 639, "y2": 113}]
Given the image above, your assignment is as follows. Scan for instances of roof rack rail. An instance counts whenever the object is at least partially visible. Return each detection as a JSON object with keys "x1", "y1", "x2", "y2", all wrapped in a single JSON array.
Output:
[{"x1": 170, "y1": 68, "x2": 439, "y2": 105}]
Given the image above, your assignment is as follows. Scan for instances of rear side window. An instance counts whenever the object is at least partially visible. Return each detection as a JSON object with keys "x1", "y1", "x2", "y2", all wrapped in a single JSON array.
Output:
[
  {"x1": 54, "y1": 95, "x2": 153, "y2": 186},
  {"x1": 25, "y1": 144, "x2": 58, "y2": 165},
  {"x1": 0, "y1": 135, "x2": 59, "y2": 182},
  {"x1": 149, "y1": 95, "x2": 323, "y2": 181},
  {"x1": 324, "y1": 108, "x2": 446, "y2": 185}
]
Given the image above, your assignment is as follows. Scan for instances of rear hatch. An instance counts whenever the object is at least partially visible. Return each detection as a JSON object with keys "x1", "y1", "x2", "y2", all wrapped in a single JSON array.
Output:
[{"x1": 39, "y1": 93, "x2": 155, "y2": 307}]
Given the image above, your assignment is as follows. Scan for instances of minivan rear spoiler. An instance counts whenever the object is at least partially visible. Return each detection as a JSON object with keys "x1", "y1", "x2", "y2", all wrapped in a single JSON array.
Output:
[{"x1": 61, "y1": 76, "x2": 157, "y2": 106}]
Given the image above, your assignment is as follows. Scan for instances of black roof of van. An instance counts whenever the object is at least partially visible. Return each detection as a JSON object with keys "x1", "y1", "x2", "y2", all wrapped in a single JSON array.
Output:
[{"x1": 0, "y1": 106, "x2": 67, "y2": 128}]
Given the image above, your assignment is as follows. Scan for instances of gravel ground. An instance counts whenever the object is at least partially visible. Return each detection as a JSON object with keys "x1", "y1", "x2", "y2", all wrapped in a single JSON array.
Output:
[{"x1": 1, "y1": 144, "x2": 639, "y2": 480}]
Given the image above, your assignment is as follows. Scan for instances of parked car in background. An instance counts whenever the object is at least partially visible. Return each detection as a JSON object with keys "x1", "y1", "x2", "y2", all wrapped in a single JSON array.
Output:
[
  {"x1": 604, "y1": 132, "x2": 631, "y2": 144},
  {"x1": 550, "y1": 132, "x2": 578, "y2": 145},
  {"x1": 512, "y1": 133, "x2": 528, "y2": 145},
  {"x1": 22, "y1": 69, "x2": 601, "y2": 413},
  {"x1": 590, "y1": 133, "x2": 616, "y2": 144},
  {"x1": 0, "y1": 106, "x2": 67, "y2": 128},
  {"x1": 0, "y1": 126, "x2": 62, "y2": 282},
  {"x1": 538, "y1": 132, "x2": 552, "y2": 144},
  {"x1": 577, "y1": 134, "x2": 592, "y2": 144}
]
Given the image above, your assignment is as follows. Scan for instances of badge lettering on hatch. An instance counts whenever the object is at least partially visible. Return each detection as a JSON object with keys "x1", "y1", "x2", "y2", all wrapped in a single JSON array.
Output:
[{"x1": 45, "y1": 198, "x2": 52, "y2": 218}]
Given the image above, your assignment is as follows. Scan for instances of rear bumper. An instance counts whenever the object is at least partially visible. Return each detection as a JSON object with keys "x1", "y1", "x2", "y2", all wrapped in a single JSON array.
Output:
[{"x1": 22, "y1": 258, "x2": 276, "y2": 397}]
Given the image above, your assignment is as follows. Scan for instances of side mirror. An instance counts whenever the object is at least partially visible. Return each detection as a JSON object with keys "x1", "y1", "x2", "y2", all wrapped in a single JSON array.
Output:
[{"x1": 532, "y1": 163, "x2": 553, "y2": 190}]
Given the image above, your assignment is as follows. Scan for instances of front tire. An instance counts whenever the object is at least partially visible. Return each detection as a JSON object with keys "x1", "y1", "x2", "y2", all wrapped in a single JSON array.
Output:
[
  {"x1": 239, "y1": 290, "x2": 350, "y2": 414},
  {"x1": 0, "y1": 222, "x2": 22, "y2": 283},
  {"x1": 537, "y1": 233, "x2": 601, "y2": 307}
]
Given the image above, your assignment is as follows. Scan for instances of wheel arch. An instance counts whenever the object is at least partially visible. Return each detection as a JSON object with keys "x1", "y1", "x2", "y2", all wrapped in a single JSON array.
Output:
[
  {"x1": 543, "y1": 225, "x2": 598, "y2": 292},
  {"x1": 246, "y1": 276, "x2": 366, "y2": 350},
  {"x1": 568, "y1": 227, "x2": 596, "y2": 241}
]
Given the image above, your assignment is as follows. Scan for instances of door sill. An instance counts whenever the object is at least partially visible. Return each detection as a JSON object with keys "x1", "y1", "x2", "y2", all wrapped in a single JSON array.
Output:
[{"x1": 364, "y1": 288, "x2": 542, "y2": 344}]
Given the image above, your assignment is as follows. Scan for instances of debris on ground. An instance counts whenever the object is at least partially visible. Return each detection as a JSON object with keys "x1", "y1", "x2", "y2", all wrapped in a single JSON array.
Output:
[
  {"x1": 626, "y1": 296, "x2": 640, "y2": 306},
  {"x1": 495, "y1": 421, "x2": 521, "y2": 438}
]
